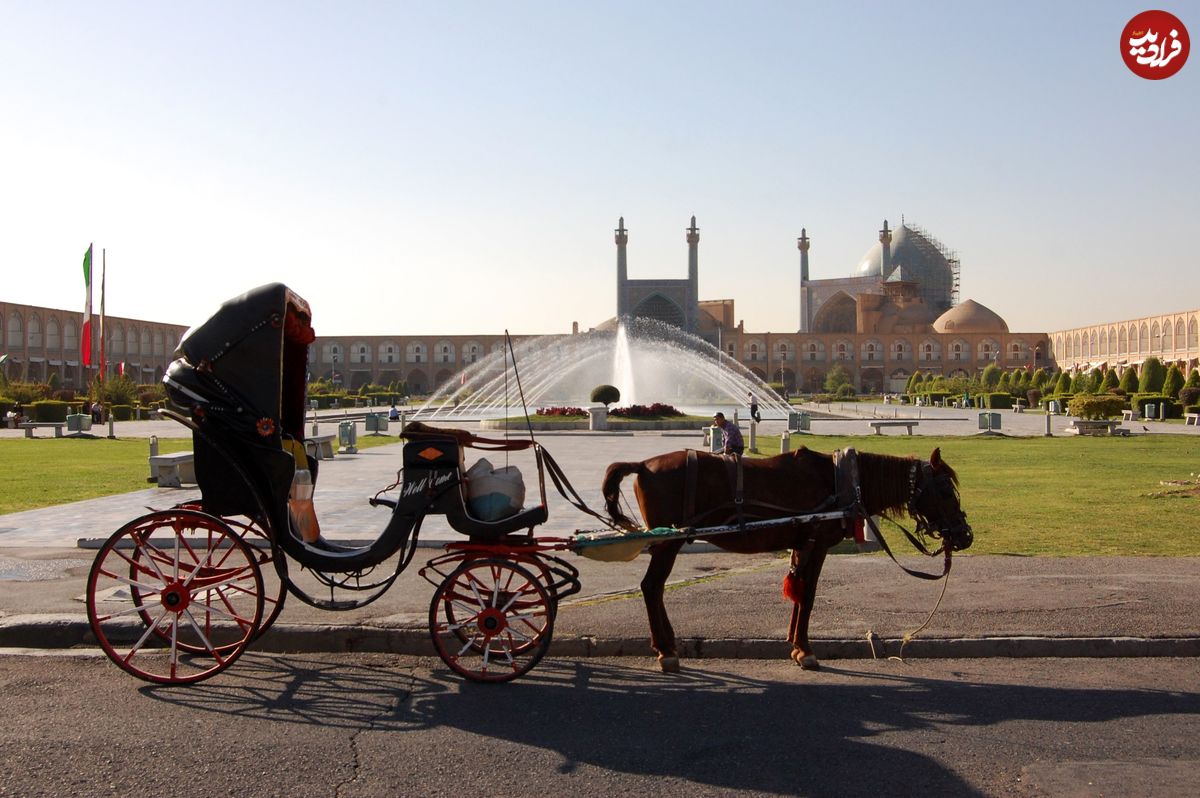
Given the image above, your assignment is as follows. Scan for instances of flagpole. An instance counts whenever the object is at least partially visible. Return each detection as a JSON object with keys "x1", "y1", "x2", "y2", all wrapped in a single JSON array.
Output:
[{"x1": 100, "y1": 249, "x2": 107, "y2": 382}]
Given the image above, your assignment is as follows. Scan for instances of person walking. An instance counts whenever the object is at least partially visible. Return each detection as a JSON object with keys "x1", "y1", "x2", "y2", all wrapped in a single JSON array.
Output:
[
  {"x1": 747, "y1": 391, "x2": 761, "y2": 424},
  {"x1": 713, "y1": 412, "x2": 744, "y2": 457}
]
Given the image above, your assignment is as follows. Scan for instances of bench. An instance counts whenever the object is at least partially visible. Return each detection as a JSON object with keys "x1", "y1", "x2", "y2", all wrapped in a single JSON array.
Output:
[
  {"x1": 1122, "y1": 409, "x2": 1135, "y2": 422},
  {"x1": 868, "y1": 420, "x2": 918, "y2": 435},
  {"x1": 1186, "y1": 413, "x2": 1200, "y2": 426},
  {"x1": 1068, "y1": 420, "x2": 1123, "y2": 437},
  {"x1": 304, "y1": 434, "x2": 336, "y2": 461},
  {"x1": 19, "y1": 422, "x2": 65, "y2": 438},
  {"x1": 149, "y1": 451, "x2": 196, "y2": 487}
]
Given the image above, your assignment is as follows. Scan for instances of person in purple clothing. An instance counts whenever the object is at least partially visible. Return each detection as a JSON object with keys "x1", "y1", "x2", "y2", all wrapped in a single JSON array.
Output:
[{"x1": 713, "y1": 412, "x2": 744, "y2": 457}]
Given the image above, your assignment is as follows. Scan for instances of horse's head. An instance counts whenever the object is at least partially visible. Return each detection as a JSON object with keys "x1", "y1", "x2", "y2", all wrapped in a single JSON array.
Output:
[{"x1": 908, "y1": 448, "x2": 972, "y2": 551}]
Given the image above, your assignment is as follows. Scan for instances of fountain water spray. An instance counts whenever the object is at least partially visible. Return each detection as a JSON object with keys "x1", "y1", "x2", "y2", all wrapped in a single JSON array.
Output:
[{"x1": 417, "y1": 317, "x2": 792, "y2": 420}]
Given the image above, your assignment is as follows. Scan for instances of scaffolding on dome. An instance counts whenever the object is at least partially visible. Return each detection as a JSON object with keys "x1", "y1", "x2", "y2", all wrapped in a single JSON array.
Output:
[{"x1": 905, "y1": 222, "x2": 960, "y2": 309}]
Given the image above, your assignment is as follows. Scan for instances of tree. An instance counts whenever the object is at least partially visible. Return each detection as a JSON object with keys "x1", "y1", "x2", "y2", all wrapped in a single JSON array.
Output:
[
  {"x1": 1100, "y1": 368, "x2": 1119, "y2": 392},
  {"x1": 1070, "y1": 371, "x2": 1091, "y2": 394},
  {"x1": 1185, "y1": 369, "x2": 1200, "y2": 390},
  {"x1": 1031, "y1": 368, "x2": 1048, "y2": 389},
  {"x1": 1088, "y1": 368, "x2": 1103, "y2": 393},
  {"x1": 824, "y1": 364, "x2": 852, "y2": 393},
  {"x1": 1118, "y1": 365, "x2": 1139, "y2": 394},
  {"x1": 1138, "y1": 357, "x2": 1166, "y2": 394},
  {"x1": 980, "y1": 363, "x2": 1001, "y2": 390},
  {"x1": 1054, "y1": 371, "x2": 1071, "y2": 394},
  {"x1": 1163, "y1": 364, "x2": 1185, "y2": 399},
  {"x1": 590, "y1": 384, "x2": 620, "y2": 407}
]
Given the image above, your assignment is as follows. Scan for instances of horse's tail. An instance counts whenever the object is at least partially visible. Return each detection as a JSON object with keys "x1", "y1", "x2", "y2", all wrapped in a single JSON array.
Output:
[{"x1": 601, "y1": 460, "x2": 643, "y2": 530}]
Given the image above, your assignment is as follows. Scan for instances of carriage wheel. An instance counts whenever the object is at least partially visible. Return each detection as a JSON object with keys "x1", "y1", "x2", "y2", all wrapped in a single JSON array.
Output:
[
  {"x1": 87, "y1": 510, "x2": 264, "y2": 684},
  {"x1": 429, "y1": 558, "x2": 555, "y2": 683}
]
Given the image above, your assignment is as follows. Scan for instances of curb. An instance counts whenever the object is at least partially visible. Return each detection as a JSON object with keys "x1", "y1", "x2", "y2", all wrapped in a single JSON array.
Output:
[{"x1": 4, "y1": 615, "x2": 1200, "y2": 660}]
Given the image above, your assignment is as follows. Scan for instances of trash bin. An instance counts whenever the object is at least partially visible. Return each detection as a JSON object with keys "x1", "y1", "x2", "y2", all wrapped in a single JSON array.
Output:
[
  {"x1": 978, "y1": 412, "x2": 1001, "y2": 431},
  {"x1": 708, "y1": 425, "x2": 724, "y2": 453},
  {"x1": 338, "y1": 420, "x2": 358, "y2": 453},
  {"x1": 364, "y1": 413, "x2": 387, "y2": 433},
  {"x1": 1048, "y1": 400, "x2": 1059, "y2": 415},
  {"x1": 1144, "y1": 403, "x2": 1157, "y2": 420}
]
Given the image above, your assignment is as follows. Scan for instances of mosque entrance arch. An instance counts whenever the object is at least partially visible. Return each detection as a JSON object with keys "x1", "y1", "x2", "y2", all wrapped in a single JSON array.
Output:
[
  {"x1": 811, "y1": 292, "x2": 857, "y2": 334},
  {"x1": 632, "y1": 293, "x2": 686, "y2": 329}
]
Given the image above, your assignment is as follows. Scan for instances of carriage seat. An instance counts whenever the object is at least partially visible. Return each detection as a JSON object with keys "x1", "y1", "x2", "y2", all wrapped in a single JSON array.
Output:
[{"x1": 399, "y1": 438, "x2": 547, "y2": 540}]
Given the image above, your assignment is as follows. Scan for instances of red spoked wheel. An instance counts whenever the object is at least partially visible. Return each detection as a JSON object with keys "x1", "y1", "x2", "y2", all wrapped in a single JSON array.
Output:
[
  {"x1": 86, "y1": 509, "x2": 264, "y2": 684},
  {"x1": 175, "y1": 504, "x2": 286, "y2": 639},
  {"x1": 429, "y1": 557, "x2": 555, "y2": 683}
]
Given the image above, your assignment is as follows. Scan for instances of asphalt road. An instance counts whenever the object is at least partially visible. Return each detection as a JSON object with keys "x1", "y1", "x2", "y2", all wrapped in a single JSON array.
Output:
[{"x1": 1, "y1": 651, "x2": 1197, "y2": 797}]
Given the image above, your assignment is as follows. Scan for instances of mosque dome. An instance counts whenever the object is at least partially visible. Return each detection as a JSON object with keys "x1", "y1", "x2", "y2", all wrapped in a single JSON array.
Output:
[
  {"x1": 853, "y1": 223, "x2": 956, "y2": 311},
  {"x1": 932, "y1": 299, "x2": 1009, "y2": 333}
]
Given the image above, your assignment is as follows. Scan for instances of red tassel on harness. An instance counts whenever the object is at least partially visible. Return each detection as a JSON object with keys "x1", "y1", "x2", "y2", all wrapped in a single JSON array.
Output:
[{"x1": 782, "y1": 571, "x2": 804, "y2": 603}]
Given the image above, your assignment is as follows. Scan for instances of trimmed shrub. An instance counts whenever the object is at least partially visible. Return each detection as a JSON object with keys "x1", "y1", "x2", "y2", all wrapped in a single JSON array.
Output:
[
  {"x1": 1178, "y1": 387, "x2": 1200, "y2": 407},
  {"x1": 824, "y1": 365, "x2": 852, "y2": 393},
  {"x1": 110, "y1": 404, "x2": 134, "y2": 421},
  {"x1": 1026, "y1": 388, "x2": 1042, "y2": 408},
  {"x1": 1054, "y1": 372, "x2": 1072, "y2": 394},
  {"x1": 1138, "y1": 357, "x2": 1166, "y2": 394},
  {"x1": 590, "y1": 384, "x2": 620, "y2": 407},
  {"x1": 1130, "y1": 393, "x2": 1181, "y2": 419},
  {"x1": 1163, "y1": 364, "x2": 1185, "y2": 400},
  {"x1": 905, "y1": 371, "x2": 922, "y2": 393},
  {"x1": 982, "y1": 392, "x2": 1013, "y2": 409},
  {"x1": 1100, "y1": 369, "x2": 1119, "y2": 392},
  {"x1": 835, "y1": 383, "x2": 856, "y2": 398},
  {"x1": 1031, "y1": 368, "x2": 1048, "y2": 389},
  {"x1": 1185, "y1": 369, "x2": 1200, "y2": 389},
  {"x1": 980, "y1": 363, "x2": 1001, "y2": 390},
  {"x1": 996, "y1": 372, "x2": 1011, "y2": 393},
  {"x1": 921, "y1": 391, "x2": 953, "y2": 405},
  {"x1": 1067, "y1": 394, "x2": 1125, "y2": 420},
  {"x1": 30, "y1": 400, "x2": 70, "y2": 422},
  {"x1": 1118, "y1": 366, "x2": 1139, "y2": 394}
]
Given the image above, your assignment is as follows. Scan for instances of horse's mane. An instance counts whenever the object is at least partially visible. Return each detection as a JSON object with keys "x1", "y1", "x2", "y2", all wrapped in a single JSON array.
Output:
[{"x1": 856, "y1": 451, "x2": 921, "y2": 518}]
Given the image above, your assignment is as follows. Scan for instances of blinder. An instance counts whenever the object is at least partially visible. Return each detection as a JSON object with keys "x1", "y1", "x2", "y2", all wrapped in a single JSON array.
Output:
[{"x1": 907, "y1": 461, "x2": 972, "y2": 552}]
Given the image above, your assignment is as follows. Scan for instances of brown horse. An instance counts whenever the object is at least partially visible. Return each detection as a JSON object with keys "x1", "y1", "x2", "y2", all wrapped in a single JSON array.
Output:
[{"x1": 601, "y1": 446, "x2": 972, "y2": 672}]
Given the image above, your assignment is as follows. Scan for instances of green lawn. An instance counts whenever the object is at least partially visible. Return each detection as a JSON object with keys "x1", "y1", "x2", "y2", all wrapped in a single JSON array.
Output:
[
  {"x1": 4, "y1": 433, "x2": 1199, "y2": 556},
  {"x1": 751, "y1": 433, "x2": 1200, "y2": 556}
]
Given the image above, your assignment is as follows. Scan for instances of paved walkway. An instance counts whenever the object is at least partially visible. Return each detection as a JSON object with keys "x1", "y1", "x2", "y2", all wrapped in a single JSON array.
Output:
[{"x1": 3, "y1": 410, "x2": 1199, "y2": 664}]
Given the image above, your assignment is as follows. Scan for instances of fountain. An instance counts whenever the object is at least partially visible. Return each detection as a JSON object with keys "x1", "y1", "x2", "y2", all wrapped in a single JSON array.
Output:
[{"x1": 417, "y1": 318, "x2": 792, "y2": 421}]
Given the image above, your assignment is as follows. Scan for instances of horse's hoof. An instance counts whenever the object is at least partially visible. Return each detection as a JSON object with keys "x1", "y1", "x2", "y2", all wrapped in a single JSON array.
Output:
[
  {"x1": 790, "y1": 650, "x2": 820, "y2": 670},
  {"x1": 658, "y1": 655, "x2": 681, "y2": 673}
]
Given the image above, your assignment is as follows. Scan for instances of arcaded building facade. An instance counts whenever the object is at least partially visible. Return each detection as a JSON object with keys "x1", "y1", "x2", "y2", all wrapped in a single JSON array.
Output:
[
  {"x1": 1049, "y1": 310, "x2": 1200, "y2": 374},
  {"x1": 0, "y1": 299, "x2": 186, "y2": 389}
]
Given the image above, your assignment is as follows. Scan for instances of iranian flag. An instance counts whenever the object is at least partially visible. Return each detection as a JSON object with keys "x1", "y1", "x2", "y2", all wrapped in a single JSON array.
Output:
[{"x1": 81, "y1": 244, "x2": 94, "y2": 366}]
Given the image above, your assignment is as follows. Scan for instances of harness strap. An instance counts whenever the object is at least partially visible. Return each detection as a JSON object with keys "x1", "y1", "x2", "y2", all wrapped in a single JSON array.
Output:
[
  {"x1": 862, "y1": 510, "x2": 951, "y2": 581},
  {"x1": 540, "y1": 447, "x2": 631, "y2": 532}
]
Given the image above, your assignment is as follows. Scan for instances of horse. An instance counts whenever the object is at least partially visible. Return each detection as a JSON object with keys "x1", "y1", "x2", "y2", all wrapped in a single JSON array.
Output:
[{"x1": 600, "y1": 446, "x2": 972, "y2": 672}]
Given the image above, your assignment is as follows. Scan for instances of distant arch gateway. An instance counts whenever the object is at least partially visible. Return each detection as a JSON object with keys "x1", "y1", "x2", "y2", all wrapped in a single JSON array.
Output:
[{"x1": 631, "y1": 294, "x2": 686, "y2": 329}]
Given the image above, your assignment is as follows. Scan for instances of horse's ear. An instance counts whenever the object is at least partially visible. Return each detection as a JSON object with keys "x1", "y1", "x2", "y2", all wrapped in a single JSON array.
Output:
[{"x1": 930, "y1": 447, "x2": 943, "y2": 470}]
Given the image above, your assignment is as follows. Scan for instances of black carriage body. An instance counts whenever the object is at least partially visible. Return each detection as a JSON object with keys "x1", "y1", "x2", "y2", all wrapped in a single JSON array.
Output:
[{"x1": 165, "y1": 283, "x2": 314, "y2": 531}]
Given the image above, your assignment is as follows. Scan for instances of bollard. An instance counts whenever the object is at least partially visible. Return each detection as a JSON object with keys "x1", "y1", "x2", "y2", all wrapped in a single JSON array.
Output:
[
  {"x1": 148, "y1": 435, "x2": 159, "y2": 482},
  {"x1": 107, "y1": 416, "x2": 116, "y2": 440},
  {"x1": 749, "y1": 421, "x2": 757, "y2": 454},
  {"x1": 1045, "y1": 412, "x2": 1052, "y2": 437},
  {"x1": 780, "y1": 432, "x2": 790, "y2": 454},
  {"x1": 399, "y1": 410, "x2": 406, "y2": 433}
]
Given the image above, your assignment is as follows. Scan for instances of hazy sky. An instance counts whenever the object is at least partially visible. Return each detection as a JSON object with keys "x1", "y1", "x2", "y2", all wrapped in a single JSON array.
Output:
[{"x1": 2, "y1": 2, "x2": 1196, "y2": 336}]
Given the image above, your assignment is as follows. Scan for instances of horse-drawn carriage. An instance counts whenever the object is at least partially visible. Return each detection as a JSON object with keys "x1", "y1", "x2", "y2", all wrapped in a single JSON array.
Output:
[{"x1": 86, "y1": 284, "x2": 972, "y2": 685}]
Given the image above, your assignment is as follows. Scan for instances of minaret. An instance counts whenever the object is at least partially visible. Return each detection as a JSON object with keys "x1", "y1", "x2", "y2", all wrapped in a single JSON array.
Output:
[
  {"x1": 879, "y1": 219, "x2": 892, "y2": 278},
  {"x1": 686, "y1": 215, "x2": 699, "y2": 331},
  {"x1": 615, "y1": 217, "x2": 628, "y2": 318},
  {"x1": 798, "y1": 228, "x2": 812, "y2": 332}
]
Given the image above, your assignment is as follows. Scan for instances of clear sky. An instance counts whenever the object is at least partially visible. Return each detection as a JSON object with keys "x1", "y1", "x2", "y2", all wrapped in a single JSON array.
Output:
[{"x1": 2, "y1": 1, "x2": 1196, "y2": 336}]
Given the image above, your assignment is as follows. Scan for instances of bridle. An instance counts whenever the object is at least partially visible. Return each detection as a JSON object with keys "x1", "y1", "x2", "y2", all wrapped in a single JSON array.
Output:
[{"x1": 905, "y1": 461, "x2": 972, "y2": 553}]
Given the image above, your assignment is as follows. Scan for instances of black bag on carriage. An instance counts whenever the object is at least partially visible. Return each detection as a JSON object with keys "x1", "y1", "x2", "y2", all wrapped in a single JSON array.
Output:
[{"x1": 164, "y1": 283, "x2": 315, "y2": 531}]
